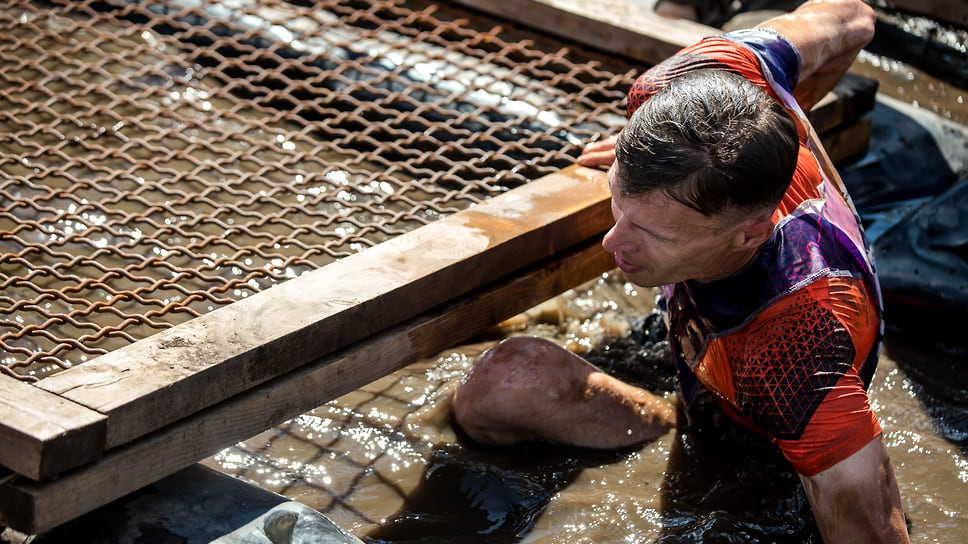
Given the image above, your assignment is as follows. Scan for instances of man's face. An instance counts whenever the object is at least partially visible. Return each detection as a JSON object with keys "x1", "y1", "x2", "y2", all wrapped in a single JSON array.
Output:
[{"x1": 602, "y1": 163, "x2": 749, "y2": 287}]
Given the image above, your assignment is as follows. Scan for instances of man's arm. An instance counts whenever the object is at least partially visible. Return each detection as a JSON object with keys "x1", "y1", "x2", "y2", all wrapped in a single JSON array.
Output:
[
  {"x1": 799, "y1": 435, "x2": 911, "y2": 544},
  {"x1": 756, "y1": 0, "x2": 875, "y2": 110}
]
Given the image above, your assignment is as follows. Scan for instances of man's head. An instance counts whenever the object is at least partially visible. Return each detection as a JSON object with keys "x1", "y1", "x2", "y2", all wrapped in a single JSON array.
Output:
[
  {"x1": 615, "y1": 69, "x2": 799, "y2": 216},
  {"x1": 603, "y1": 69, "x2": 800, "y2": 287}
]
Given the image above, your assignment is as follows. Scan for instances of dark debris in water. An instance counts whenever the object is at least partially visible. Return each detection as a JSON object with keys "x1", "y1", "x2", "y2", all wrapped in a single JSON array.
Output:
[
  {"x1": 363, "y1": 441, "x2": 631, "y2": 543},
  {"x1": 581, "y1": 309, "x2": 679, "y2": 393}
]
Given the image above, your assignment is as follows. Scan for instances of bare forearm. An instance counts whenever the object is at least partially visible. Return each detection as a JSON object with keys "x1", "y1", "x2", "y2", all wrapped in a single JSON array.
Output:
[
  {"x1": 800, "y1": 436, "x2": 910, "y2": 543},
  {"x1": 790, "y1": 49, "x2": 860, "y2": 111},
  {"x1": 756, "y1": 0, "x2": 875, "y2": 110}
]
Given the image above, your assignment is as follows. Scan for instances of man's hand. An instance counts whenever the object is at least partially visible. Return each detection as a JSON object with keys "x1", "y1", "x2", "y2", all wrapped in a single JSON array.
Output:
[
  {"x1": 799, "y1": 435, "x2": 911, "y2": 543},
  {"x1": 576, "y1": 134, "x2": 618, "y2": 169}
]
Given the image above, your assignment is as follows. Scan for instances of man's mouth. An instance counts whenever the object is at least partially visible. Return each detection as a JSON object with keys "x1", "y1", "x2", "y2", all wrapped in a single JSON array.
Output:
[{"x1": 613, "y1": 253, "x2": 643, "y2": 274}]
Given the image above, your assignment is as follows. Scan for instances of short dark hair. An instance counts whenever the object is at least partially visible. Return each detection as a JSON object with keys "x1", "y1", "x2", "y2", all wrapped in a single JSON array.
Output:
[{"x1": 615, "y1": 69, "x2": 799, "y2": 218}]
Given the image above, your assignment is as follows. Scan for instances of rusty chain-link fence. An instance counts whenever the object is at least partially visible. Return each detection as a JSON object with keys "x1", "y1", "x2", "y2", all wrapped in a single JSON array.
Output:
[{"x1": 1, "y1": 0, "x2": 639, "y2": 381}]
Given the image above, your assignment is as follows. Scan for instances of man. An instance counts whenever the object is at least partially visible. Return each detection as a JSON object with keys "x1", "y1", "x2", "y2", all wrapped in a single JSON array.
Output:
[{"x1": 451, "y1": 0, "x2": 911, "y2": 541}]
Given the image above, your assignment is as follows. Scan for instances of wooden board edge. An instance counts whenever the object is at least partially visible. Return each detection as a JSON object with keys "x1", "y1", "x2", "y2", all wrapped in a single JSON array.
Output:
[
  {"x1": 448, "y1": 0, "x2": 717, "y2": 65},
  {"x1": 0, "y1": 376, "x2": 106, "y2": 482},
  {"x1": 820, "y1": 117, "x2": 873, "y2": 165},
  {"x1": 807, "y1": 73, "x2": 879, "y2": 134},
  {"x1": 0, "y1": 238, "x2": 613, "y2": 534},
  {"x1": 877, "y1": 0, "x2": 968, "y2": 28}
]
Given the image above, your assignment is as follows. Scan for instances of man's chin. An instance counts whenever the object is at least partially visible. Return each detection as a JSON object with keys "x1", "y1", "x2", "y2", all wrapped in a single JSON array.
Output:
[{"x1": 627, "y1": 275, "x2": 664, "y2": 289}]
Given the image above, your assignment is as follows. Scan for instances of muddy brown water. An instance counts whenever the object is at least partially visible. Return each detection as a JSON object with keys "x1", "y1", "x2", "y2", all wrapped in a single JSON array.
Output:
[
  {"x1": 205, "y1": 10, "x2": 968, "y2": 544},
  {"x1": 205, "y1": 273, "x2": 968, "y2": 543}
]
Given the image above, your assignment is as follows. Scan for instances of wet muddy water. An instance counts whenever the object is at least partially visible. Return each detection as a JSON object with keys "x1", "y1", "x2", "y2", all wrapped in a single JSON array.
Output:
[{"x1": 207, "y1": 271, "x2": 968, "y2": 543}]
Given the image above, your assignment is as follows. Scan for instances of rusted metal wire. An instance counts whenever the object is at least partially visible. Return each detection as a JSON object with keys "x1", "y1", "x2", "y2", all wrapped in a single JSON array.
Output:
[{"x1": 1, "y1": 0, "x2": 637, "y2": 381}]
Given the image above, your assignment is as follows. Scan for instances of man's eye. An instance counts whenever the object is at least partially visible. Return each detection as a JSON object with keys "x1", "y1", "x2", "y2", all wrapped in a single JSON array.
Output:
[{"x1": 639, "y1": 227, "x2": 670, "y2": 242}]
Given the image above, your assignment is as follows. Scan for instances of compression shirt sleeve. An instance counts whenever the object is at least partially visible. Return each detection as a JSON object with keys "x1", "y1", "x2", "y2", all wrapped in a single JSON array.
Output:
[
  {"x1": 626, "y1": 28, "x2": 802, "y2": 120},
  {"x1": 732, "y1": 276, "x2": 882, "y2": 476},
  {"x1": 718, "y1": 28, "x2": 801, "y2": 97}
]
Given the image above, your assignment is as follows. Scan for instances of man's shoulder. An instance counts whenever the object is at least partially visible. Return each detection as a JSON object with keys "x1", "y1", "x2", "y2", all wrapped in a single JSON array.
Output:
[{"x1": 676, "y1": 28, "x2": 801, "y2": 100}]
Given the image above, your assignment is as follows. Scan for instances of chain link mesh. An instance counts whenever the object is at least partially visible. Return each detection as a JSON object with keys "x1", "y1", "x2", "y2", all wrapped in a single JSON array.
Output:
[{"x1": 1, "y1": 0, "x2": 637, "y2": 381}]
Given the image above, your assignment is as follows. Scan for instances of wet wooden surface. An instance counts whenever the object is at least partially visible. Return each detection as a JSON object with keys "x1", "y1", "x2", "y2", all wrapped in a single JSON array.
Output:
[{"x1": 452, "y1": 0, "x2": 715, "y2": 65}]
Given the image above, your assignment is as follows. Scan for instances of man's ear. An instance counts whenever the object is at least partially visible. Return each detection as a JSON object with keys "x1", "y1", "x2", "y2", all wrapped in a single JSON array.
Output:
[{"x1": 734, "y1": 214, "x2": 774, "y2": 250}]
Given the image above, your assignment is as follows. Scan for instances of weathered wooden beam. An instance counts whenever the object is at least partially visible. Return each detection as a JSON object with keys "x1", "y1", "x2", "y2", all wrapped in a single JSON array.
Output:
[
  {"x1": 809, "y1": 73, "x2": 879, "y2": 135},
  {"x1": 449, "y1": 0, "x2": 715, "y2": 65},
  {"x1": 28, "y1": 165, "x2": 610, "y2": 452},
  {"x1": 0, "y1": 376, "x2": 106, "y2": 482},
  {"x1": 820, "y1": 118, "x2": 873, "y2": 164},
  {"x1": 0, "y1": 234, "x2": 614, "y2": 534}
]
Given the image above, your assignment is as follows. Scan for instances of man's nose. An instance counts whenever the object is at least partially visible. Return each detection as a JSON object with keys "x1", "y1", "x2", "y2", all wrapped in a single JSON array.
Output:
[{"x1": 602, "y1": 223, "x2": 631, "y2": 254}]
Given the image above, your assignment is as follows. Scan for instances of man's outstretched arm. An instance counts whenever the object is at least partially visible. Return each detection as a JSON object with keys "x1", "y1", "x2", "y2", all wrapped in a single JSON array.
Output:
[
  {"x1": 799, "y1": 435, "x2": 911, "y2": 543},
  {"x1": 757, "y1": 0, "x2": 875, "y2": 110}
]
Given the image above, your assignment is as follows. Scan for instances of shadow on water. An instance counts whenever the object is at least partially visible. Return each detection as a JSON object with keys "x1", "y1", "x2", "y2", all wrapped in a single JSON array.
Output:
[
  {"x1": 364, "y1": 440, "x2": 635, "y2": 543},
  {"x1": 87, "y1": 0, "x2": 628, "y2": 193},
  {"x1": 655, "y1": 399, "x2": 821, "y2": 544}
]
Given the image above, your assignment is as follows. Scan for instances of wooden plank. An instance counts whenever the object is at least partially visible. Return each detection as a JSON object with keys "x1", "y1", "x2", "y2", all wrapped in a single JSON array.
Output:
[
  {"x1": 820, "y1": 118, "x2": 873, "y2": 164},
  {"x1": 0, "y1": 376, "x2": 106, "y2": 482},
  {"x1": 449, "y1": 0, "x2": 716, "y2": 65},
  {"x1": 33, "y1": 165, "x2": 612, "y2": 453},
  {"x1": 0, "y1": 237, "x2": 614, "y2": 534},
  {"x1": 808, "y1": 73, "x2": 879, "y2": 135}
]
